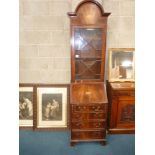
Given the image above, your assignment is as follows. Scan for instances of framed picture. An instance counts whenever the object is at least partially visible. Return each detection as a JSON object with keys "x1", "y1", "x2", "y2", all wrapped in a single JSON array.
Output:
[
  {"x1": 108, "y1": 48, "x2": 135, "y2": 82},
  {"x1": 19, "y1": 84, "x2": 34, "y2": 128},
  {"x1": 35, "y1": 85, "x2": 69, "y2": 129}
]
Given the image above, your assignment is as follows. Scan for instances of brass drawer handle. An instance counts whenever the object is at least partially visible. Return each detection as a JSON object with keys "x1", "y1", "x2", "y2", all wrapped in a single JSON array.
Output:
[
  {"x1": 91, "y1": 106, "x2": 102, "y2": 111},
  {"x1": 76, "y1": 106, "x2": 82, "y2": 111},
  {"x1": 74, "y1": 114, "x2": 80, "y2": 118},
  {"x1": 83, "y1": 106, "x2": 86, "y2": 109},
  {"x1": 75, "y1": 123, "x2": 81, "y2": 127},
  {"x1": 94, "y1": 113, "x2": 102, "y2": 117},
  {"x1": 95, "y1": 106, "x2": 101, "y2": 111},
  {"x1": 77, "y1": 106, "x2": 81, "y2": 109},
  {"x1": 92, "y1": 106, "x2": 96, "y2": 109},
  {"x1": 92, "y1": 106, "x2": 98, "y2": 110},
  {"x1": 94, "y1": 123, "x2": 101, "y2": 128}
]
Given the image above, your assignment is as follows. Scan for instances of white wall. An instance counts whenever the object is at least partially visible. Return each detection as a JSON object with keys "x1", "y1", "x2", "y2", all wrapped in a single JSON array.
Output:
[{"x1": 19, "y1": 0, "x2": 135, "y2": 83}]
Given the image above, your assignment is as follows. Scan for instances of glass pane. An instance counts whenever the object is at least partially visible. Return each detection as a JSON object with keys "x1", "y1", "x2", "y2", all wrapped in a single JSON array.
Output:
[
  {"x1": 75, "y1": 59, "x2": 101, "y2": 80},
  {"x1": 111, "y1": 51, "x2": 134, "y2": 80},
  {"x1": 74, "y1": 28, "x2": 102, "y2": 58},
  {"x1": 74, "y1": 28, "x2": 103, "y2": 80}
]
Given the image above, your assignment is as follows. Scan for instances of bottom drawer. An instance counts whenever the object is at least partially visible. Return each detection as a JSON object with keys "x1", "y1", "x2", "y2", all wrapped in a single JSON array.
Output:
[
  {"x1": 71, "y1": 121, "x2": 106, "y2": 129},
  {"x1": 71, "y1": 130, "x2": 106, "y2": 140}
]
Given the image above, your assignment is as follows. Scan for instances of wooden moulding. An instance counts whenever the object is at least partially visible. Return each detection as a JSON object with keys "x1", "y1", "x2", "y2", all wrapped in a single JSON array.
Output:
[
  {"x1": 68, "y1": 0, "x2": 110, "y2": 17},
  {"x1": 108, "y1": 128, "x2": 135, "y2": 134}
]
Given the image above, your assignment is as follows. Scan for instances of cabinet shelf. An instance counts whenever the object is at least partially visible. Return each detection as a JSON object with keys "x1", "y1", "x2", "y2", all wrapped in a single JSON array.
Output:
[
  {"x1": 76, "y1": 74, "x2": 100, "y2": 76},
  {"x1": 75, "y1": 49, "x2": 102, "y2": 51},
  {"x1": 75, "y1": 75, "x2": 101, "y2": 80},
  {"x1": 75, "y1": 57, "x2": 101, "y2": 61}
]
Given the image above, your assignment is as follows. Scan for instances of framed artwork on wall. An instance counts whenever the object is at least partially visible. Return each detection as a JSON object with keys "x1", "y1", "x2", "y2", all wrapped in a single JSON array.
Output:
[
  {"x1": 34, "y1": 85, "x2": 69, "y2": 130},
  {"x1": 108, "y1": 48, "x2": 135, "y2": 82},
  {"x1": 19, "y1": 84, "x2": 34, "y2": 128}
]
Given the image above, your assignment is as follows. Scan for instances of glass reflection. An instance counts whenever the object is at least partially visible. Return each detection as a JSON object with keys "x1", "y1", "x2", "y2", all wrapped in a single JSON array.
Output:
[
  {"x1": 74, "y1": 28, "x2": 103, "y2": 80},
  {"x1": 111, "y1": 51, "x2": 134, "y2": 80},
  {"x1": 74, "y1": 28, "x2": 102, "y2": 58}
]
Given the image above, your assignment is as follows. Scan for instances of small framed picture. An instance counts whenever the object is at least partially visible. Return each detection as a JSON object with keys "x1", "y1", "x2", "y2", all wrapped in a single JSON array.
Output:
[
  {"x1": 108, "y1": 48, "x2": 135, "y2": 82},
  {"x1": 19, "y1": 84, "x2": 34, "y2": 128},
  {"x1": 35, "y1": 85, "x2": 69, "y2": 129}
]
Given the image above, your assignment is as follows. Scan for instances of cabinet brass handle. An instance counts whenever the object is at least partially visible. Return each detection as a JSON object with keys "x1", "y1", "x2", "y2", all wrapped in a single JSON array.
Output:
[
  {"x1": 94, "y1": 113, "x2": 102, "y2": 117},
  {"x1": 76, "y1": 123, "x2": 81, "y2": 127},
  {"x1": 95, "y1": 123, "x2": 101, "y2": 128},
  {"x1": 83, "y1": 106, "x2": 86, "y2": 109},
  {"x1": 75, "y1": 114, "x2": 80, "y2": 118}
]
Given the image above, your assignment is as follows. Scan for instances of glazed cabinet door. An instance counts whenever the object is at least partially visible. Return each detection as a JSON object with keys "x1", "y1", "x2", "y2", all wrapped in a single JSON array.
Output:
[{"x1": 73, "y1": 27, "x2": 105, "y2": 81}]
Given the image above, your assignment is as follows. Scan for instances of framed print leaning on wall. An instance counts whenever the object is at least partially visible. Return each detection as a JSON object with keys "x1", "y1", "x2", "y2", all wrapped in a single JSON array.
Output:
[
  {"x1": 35, "y1": 85, "x2": 69, "y2": 130},
  {"x1": 108, "y1": 48, "x2": 135, "y2": 82},
  {"x1": 19, "y1": 84, "x2": 34, "y2": 128}
]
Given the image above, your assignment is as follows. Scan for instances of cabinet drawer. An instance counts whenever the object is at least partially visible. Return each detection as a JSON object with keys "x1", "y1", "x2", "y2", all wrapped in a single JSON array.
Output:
[
  {"x1": 72, "y1": 112, "x2": 105, "y2": 120},
  {"x1": 118, "y1": 96, "x2": 135, "y2": 101},
  {"x1": 71, "y1": 130, "x2": 106, "y2": 140},
  {"x1": 72, "y1": 104, "x2": 106, "y2": 112},
  {"x1": 89, "y1": 105, "x2": 106, "y2": 111},
  {"x1": 114, "y1": 91, "x2": 135, "y2": 97},
  {"x1": 71, "y1": 121, "x2": 106, "y2": 129}
]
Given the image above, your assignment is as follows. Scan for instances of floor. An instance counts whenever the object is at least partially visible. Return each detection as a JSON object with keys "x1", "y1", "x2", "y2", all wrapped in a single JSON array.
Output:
[{"x1": 19, "y1": 131, "x2": 135, "y2": 155}]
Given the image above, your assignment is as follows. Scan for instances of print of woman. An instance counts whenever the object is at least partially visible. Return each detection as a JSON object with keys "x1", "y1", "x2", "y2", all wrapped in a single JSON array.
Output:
[
  {"x1": 23, "y1": 97, "x2": 33, "y2": 117},
  {"x1": 44, "y1": 99, "x2": 60, "y2": 120},
  {"x1": 44, "y1": 102, "x2": 51, "y2": 120},
  {"x1": 19, "y1": 97, "x2": 33, "y2": 119},
  {"x1": 50, "y1": 99, "x2": 59, "y2": 118}
]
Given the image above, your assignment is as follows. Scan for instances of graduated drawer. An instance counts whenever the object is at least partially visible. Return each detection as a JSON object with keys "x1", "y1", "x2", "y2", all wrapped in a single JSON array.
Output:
[
  {"x1": 71, "y1": 121, "x2": 106, "y2": 129},
  {"x1": 72, "y1": 112, "x2": 105, "y2": 120},
  {"x1": 71, "y1": 104, "x2": 106, "y2": 112},
  {"x1": 71, "y1": 130, "x2": 106, "y2": 140}
]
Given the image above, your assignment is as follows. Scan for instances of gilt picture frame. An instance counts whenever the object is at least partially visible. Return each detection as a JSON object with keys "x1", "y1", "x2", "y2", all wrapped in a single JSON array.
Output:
[
  {"x1": 108, "y1": 48, "x2": 135, "y2": 82},
  {"x1": 19, "y1": 84, "x2": 34, "y2": 128},
  {"x1": 34, "y1": 84, "x2": 69, "y2": 130}
]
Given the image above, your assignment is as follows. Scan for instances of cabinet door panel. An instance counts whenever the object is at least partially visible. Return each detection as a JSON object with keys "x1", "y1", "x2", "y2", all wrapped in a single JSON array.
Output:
[
  {"x1": 74, "y1": 28, "x2": 102, "y2": 58},
  {"x1": 116, "y1": 100, "x2": 135, "y2": 128},
  {"x1": 73, "y1": 28, "x2": 105, "y2": 81}
]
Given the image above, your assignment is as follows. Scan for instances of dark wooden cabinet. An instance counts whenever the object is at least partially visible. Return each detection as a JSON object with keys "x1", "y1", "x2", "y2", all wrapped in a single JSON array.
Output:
[
  {"x1": 70, "y1": 82, "x2": 108, "y2": 146},
  {"x1": 107, "y1": 82, "x2": 135, "y2": 134},
  {"x1": 68, "y1": 0, "x2": 110, "y2": 146}
]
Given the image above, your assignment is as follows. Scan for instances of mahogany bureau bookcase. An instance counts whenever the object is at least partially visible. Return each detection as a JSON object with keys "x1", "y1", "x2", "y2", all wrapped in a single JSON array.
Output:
[{"x1": 67, "y1": 0, "x2": 110, "y2": 146}]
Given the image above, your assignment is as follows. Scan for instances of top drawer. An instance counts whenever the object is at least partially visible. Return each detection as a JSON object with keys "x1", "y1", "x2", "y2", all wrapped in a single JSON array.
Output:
[
  {"x1": 71, "y1": 104, "x2": 106, "y2": 112},
  {"x1": 113, "y1": 90, "x2": 135, "y2": 97}
]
